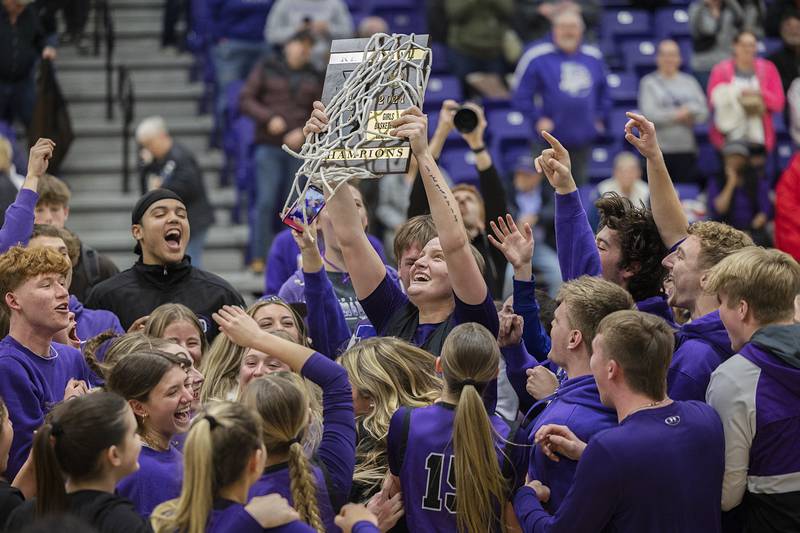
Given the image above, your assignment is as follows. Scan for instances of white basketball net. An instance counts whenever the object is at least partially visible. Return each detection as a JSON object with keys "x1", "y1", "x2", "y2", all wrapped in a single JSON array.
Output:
[{"x1": 280, "y1": 33, "x2": 431, "y2": 225}]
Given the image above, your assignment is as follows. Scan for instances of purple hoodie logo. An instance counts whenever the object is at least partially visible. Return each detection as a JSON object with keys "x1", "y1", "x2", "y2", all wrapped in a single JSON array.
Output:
[{"x1": 665, "y1": 415, "x2": 681, "y2": 426}]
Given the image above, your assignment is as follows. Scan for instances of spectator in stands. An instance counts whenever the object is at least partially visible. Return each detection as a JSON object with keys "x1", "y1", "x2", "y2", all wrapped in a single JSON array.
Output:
[
  {"x1": 85, "y1": 189, "x2": 244, "y2": 341},
  {"x1": 357, "y1": 16, "x2": 389, "y2": 39},
  {"x1": 137, "y1": 116, "x2": 215, "y2": 268},
  {"x1": 594, "y1": 152, "x2": 649, "y2": 208},
  {"x1": 208, "y1": 0, "x2": 272, "y2": 132},
  {"x1": 689, "y1": 0, "x2": 747, "y2": 88},
  {"x1": 33, "y1": 174, "x2": 119, "y2": 302},
  {"x1": 638, "y1": 39, "x2": 709, "y2": 185},
  {"x1": 265, "y1": 0, "x2": 354, "y2": 71},
  {"x1": 776, "y1": 153, "x2": 800, "y2": 261},
  {"x1": 706, "y1": 247, "x2": 800, "y2": 531},
  {"x1": 443, "y1": 0, "x2": 513, "y2": 93},
  {"x1": 767, "y1": 10, "x2": 800, "y2": 95},
  {"x1": 514, "y1": 0, "x2": 602, "y2": 44},
  {"x1": 0, "y1": 0, "x2": 57, "y2": 130},
  {"x1": 708, "y1": 31, "x2": 785, "y2": 242},
  {"x1": 513, "y1": 9, "x2": 609, "y2": 186},
  {"x1": 240, "y1": 31, "x2": 322, "y2": 274},
  {"x1": 766, "y1": 0, "x2": 800, "y2": 37}
]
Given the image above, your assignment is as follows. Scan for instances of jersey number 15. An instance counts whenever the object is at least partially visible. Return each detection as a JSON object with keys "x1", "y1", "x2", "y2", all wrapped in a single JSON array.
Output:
[{"x1": 422, "y1": 453, "x2": 456, "y2": 513}]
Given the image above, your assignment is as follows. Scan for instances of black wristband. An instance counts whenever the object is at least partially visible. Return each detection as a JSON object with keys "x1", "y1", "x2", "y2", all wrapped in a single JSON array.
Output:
[{"x1": 470, "y1": 145, "x2": 487, "y2": 154}]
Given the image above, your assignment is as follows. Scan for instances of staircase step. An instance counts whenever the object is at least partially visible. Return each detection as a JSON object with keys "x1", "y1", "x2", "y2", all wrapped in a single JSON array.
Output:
[
  {"x1": 58, "y1": 69, "x2": 190, "y2": 90},
  {"x1": 61, "y1": 172, "x2": 224, "y2": 195},
  {"x1": 67, "y1": 206, "x2": 233, "y2": 232},
  {"x1": 81, "y1": 224, "x2": 248, "y2": 252},
  {"x1": 64, "y1": 83, "x2": 204, "y2": 103},
  {"x1": 63, "y1": 136, "x2": 212, "y2": 158},
  {"x1": 57, "y1": 55, "x2": 193, "y2": 72},
  {"x1": 61, "y1": 151, "x2": 222, "y2": 175},
  {"x1": 68, "y1": 99, "x2": 201, "y2": 121},
  {"x1": 72, "y1": 116, "x2": 213, "y2": 137},
  {"x1": 68, "y1": 188, "x2": 235, "y2": 212}
]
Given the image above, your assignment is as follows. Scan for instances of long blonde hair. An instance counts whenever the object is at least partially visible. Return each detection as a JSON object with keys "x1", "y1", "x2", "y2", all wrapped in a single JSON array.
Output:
[
  {"x1": 151, "y1": 401, "x2": 263, "y2": 533},
  {"x1": 440, "y1": 323, "x2": 508, "y2": 533},
  {"x1": 144, "y1": 303, "x2": 209, "y2": 356},
  {"x1": 199, "y1": 300, "x2": 309, "y2": 404},
  {"x1": 338, "y1": 338, "x2": 440, "y2": 497},
  {"x1": 241, "y1": 373, "x2": 324, "y2": 533}
]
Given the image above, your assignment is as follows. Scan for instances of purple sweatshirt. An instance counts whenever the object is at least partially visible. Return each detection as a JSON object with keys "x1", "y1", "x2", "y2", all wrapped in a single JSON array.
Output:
[
  {"x1": 0, "y1": 335, "x2": 92, "y2": 478},
  {"x1": 265, "y1": 230, "x2": 387, "y2": 297},
  {"x1": 208, "y1": 0, "x2": 272, "y2": 43},
  {"x1": 553, "y1": 191, "x2": 675, "y2": 325},
  {"x1": 514, "y1": 401, "x2": 724, "y2": 532},
  {"x1": 707, "y1": 175, "x2": 772, "y2": 231},
  {"x1": 68, "y1": 295, "x2": 124, "y2": 342},
  {"x1": 502, "y1": 342, "x2": 561, "y2": 416},
  {"x1": 513, "y1": 41, "x2": 609, "y2": 149},
  {"x1": 524, "y1": 374, "x2": 617, "y2": 513},
  {"x1": 0, "y1": 188, "x2": 36, "y2": 254},
  {"x1": 248, "y1": 353, "x2": 356, "y2": 531},
  {"x1": 513, "y1": 278, "x2": 551, "y2": 362},
  {"x1": 116, "y1": 445, "x2": 183, "y2": 518},
  {"x1": 207, "y1": 500, "x2": 316, "y2": 533},
  {"x1": 669, "y1": 310, "x2": 733, "y2": 401}
]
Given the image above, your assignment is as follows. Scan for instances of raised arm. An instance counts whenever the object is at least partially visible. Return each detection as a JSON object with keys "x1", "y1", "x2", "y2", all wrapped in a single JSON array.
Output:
[
  {"x1": 624, "y1": 112, "x2": 688, "y2": 248},
  {"x1": 535, "y1": 131, "x2": 601, "y2": 280},
  {"x1": 391, "y1": 107, "x2": 487, "y2": 305}
]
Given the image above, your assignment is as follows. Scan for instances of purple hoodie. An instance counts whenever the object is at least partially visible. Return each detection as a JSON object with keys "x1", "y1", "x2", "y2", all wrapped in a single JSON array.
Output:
[
  {"x1": 0, "y1": 188, "x2": 36, "y2": 254},
  {"x1": 68, "y1": 295, "x2": 123, "y2": 342},
  {"x1": 669, "y1": 310, "x2": 733, "y2": 401},
  {"x1": 524, "y1": 374, "x2": 618, "y2": 513}
]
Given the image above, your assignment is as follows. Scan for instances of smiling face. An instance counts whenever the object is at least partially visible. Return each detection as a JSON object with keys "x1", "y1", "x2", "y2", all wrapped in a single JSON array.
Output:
[
  {"x1": 132, "y1": 199, "x2": 189, "y2": 266},
  {"x1": 160, "y1": 343, "x2": 205, "y2": 412},
  {"x1": 238, "y1": 348, "x2": 291, "y2": 391},
  {"x1": 453, "y1": 189, "x2": 483, "y2": 234},
  {"x1": 595, "y1": 227, "x2": 629, "y2": 288},
  {"x1": 252, "y1": 303, "x2": 301, "y2": 343},
  {"x1": 161, "y1": 320, "x2": 204, "y2": 365},
  {"x1": 137, "y1": 365, "x2": 194, "y2": 438},
  {"x1": 7, "y1": 271, "x2": 71, "y2": 336},
  {"x1": 661, "y1": 236, "x2": 704, "y2": 310},
  {"x1": 406, "y1": 238, "x2": 453, "y2": 304},
  {"x1": 553, "y1": 11, "x2": 584, "y2": 53},
  {"x1": 733, "y1": 32, "x2": 758, "y2": 69}
]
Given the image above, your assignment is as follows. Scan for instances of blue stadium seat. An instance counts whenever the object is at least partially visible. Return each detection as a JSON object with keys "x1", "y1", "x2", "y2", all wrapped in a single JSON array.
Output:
[
  {"x1": 440, "y1": 148, "x2": 478, "y2": 184},
  {"x1": 424, "y1": 75, "x2": 462, "y2": 112},
  {"x1": 697, "y1": 143, "x2": 721, "y2": 179},
  {"x1": 776, "y1": 142, "x2": 795, "y2": 177},
  {"x1": 601, "y1": 9, "x2": 653, "y2": 40},
  {"x1": 621, "y1": 39, "x2": 658, "y2": 75},
  {"x1": 607, "y1": 108, "x2": 637, "y2": 141},
  {"x1": 487, "y1": 109, "x2": 533, "y2": 154},
  {"x1": 759, "y1": 38, "x2": 784, "y2": 57},
  {"x1": 426, "y1": 111, "x2": 466, "y2": 149},
  {"x1": 694, "y1": 121, "x2": 710, "y2": 144},
  {"x1": 371, "y1": 6, "x2": 426, "y2": 34},
  {"x1": 430, "y1": 42, "x2": 451, "y2": 74},
  {"x1": 607, "y1": 72, "x2": 639, "y2": 105},
  {"x1": 676, "y1": 38, "x2": 693, "y2": 70},
  {"x1": 588, "y1": 143, "x2": 622, "y2": 181},
  {"x1": 675, "y1": 183, "x2": 700, "y2": 201},
  {"x1": 774, "y1": 112, "x2": 788, "y2": 137},
  {"x1": 502, "y1": 145, "x2": 534, "y2": 178},
  {"x1": 655, "y1": 8, "x2": 691, "y2": 40}
]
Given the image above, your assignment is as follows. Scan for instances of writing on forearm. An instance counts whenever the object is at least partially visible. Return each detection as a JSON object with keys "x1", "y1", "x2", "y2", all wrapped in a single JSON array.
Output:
[{"x1": 424, "y1": 163, "x2": 458, "y2": 223}]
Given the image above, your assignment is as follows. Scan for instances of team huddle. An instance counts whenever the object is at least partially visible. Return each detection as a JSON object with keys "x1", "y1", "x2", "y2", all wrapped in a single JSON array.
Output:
[{"x1": 0, "y1": 102, "x2": 797, "y2": 533}]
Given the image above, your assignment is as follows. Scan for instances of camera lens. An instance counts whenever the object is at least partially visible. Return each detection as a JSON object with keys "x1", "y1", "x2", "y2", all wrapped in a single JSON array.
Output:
[{"x1": 453, "y1": 107, "x2": 478, "y2": 134}]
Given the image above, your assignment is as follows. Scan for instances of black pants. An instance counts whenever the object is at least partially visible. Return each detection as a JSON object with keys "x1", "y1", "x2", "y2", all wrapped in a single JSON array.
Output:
[
  {"x1": 162, "y1": 0, "x2": 187, "y2": 47},
  {"x1": 64, "y1": 0, "x2": 90, "y2": 37}
]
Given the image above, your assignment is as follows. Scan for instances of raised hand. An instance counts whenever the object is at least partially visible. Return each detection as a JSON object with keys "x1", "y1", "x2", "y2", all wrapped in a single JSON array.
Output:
[
  {"x1": 335, "y1": 504, "x2": 379, "y2": 533},
  {"x1": 534, "y1": 423, "x2": 587, "y2": 462},
  {"x1": 27, "y1": 138, "x2": 56, "y2": 179},
  {"x1": 534, "y1": 131, "x2": 575, "y2": 194},
  {"x1": 525, "y1": 366, "x2": 558, "y2": 400},
  {"x1": 624, "y1": 112, "x2": 662, "y2": 161},
  {"x1": 389, "y1": 107, "x2": 429, "y2": 157},
  {"x1": 291, "y1": 221, "x2": 322, "y2": 272},
  {"x1": 212, "y1": 305, "x2": 263, "y2": 349},
  {"x1": 436, "y1": 99, "x2": 458, "y2": 133},
  {"x1": 304, "y1": 101, "x2": 329, "y2": 137},
  {"x1": 488, "y1": 214, "x2": 534, "y2": 276}
]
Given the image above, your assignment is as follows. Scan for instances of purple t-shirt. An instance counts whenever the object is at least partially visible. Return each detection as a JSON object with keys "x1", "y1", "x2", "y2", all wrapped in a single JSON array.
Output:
[
  {"x1": 116, "y1": 445, "x2": 183, "y2": 518},
  {"x1": 207, "y1": 499, "x2": 316, "y2": 533}
]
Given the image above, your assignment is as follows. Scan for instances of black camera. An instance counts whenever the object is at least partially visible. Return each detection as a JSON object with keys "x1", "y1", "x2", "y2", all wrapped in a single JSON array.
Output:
[{"x1": 453, "y1": 106, "x2": 478, "y2": 134}]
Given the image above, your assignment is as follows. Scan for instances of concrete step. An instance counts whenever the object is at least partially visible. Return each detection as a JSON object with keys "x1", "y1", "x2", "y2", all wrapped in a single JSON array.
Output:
[
  {"x1": 110, "y1": 0, "x2": 163, "y2": 10},
  {"x1": 58, "y1": 69, "x2": 191, "y2": 90},
  {"x1": 61, "y1": 151, "x2": 222, "y2": 176},
  {"x1": 56, "y1": 55, "x2": 193, "y2": 72},
  {"x1": 63, "y1": 135, "x2": 212, "y2": 158},
  {"x1": 217, "y1": 271, "x2": 264, "y2": 298},
  {"x1": 68, "y1": 99, "x2": 201, "y2": 121},
  {"x1": 63, "y1": 83, "x2": 204, "y2": 104},
  {"x1": 71, "y1": 116, "x2": 213, "y2": 137},
  {"x1": 62, "y1": 171, "x2": 224, "y2": 195},
  {"x1": 67, "y1": 187, "x2": 236, "y2": 212},
  {"x1": 67, "y1": 205, "x2": 233, "y2": 232},
  {"x1": 81, "y1": 224, "x2": 248, "y2": 253}
]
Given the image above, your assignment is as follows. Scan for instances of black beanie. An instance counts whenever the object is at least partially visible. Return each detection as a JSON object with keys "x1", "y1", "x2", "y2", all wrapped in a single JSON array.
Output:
[{"x1": 131, "y1": 189, "x2": 185, "y2": 255}]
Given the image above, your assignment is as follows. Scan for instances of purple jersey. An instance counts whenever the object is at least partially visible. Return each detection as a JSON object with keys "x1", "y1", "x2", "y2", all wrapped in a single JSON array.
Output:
[
  {"x1": 116, "y1": 445, "x2": 183, "y2": 518},
  {"x1": 387, "y1": 403, "x2": 528, "y2": 532},
  {"x1": 208, "y1": 499, "x2": 316, "y2": 533}
]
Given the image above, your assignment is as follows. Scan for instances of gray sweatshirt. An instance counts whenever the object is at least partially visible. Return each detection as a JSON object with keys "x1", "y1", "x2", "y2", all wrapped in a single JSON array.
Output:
[
  {"x1": 688, "y1": 0, "x2": 744, "y2": 74},
  {"x1": 638, "y1": 71, "x2": 710, "y2": 154}
]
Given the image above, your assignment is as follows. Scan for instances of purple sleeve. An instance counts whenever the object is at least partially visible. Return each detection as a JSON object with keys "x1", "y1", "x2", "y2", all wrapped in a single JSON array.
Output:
[
  {"x1": 265, "y1": 232, "x2": 300, "y2": 296},
  {"x1": 303, "y1": 269, "x2": 351, "y2": 358},
  {"x1": 352, "y1": 522, "x2": 380, "y2": 533},
  {"x1": 300, "y1": 353, "x2": 356, "y2": 508},
  {"x1": 453, "y1": 290, "x2": 500, "y2": 338},
  {"x1": 502, "y1": 342, "x2": 539, "y2": 415},
  {"x1": 212, "y1": 506, "x2": 264, "y2": 533},
  {"x1": 513, "y1": 439, "x2": 618, "y2": 532},
  {"x1": 555, "y1": 191, "x2": 601, "y2": 281},
  {"x1": 359, "y1": 274, "x2": 409, "y2": 335},
  {"x1": 514, "y1": 278, "x2": 551, "y2": 362},
  {"x1": 0, "y1": 359, "x2": 44, "y2": 479},
  {"x1": 0, "y1": 189, "x2": 38, "y2": 254}
]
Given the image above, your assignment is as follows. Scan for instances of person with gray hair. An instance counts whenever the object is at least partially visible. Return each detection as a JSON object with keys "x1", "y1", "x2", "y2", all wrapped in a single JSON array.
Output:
[
  {"x1": 595, "y1": 152, "x2": 649, "y2": 208},
  {"x1": 136, "y1": 116, "x2": 215, "y2": 268}
]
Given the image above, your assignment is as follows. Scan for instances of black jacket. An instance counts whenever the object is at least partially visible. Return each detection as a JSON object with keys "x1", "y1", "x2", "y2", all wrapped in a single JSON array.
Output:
[
  {"x1": 6, "y1": 489, "x2": 152, "y2": 533},
  {"x1": 141, "y1": 141, "x2": 215, "y2": 230},
  {"x1": 0, "y1": 5, "x2": 46, "y2": 82},
  {"x1": 69, "y1": 244, "x2": 120, "y2": 302},
  {"x1": 84, "y1": 257, "x2": 244, "y2": 341}
]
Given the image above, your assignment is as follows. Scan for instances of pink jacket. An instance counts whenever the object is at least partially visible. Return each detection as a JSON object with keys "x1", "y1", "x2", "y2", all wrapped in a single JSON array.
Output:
[{"x1": 707, "y1": 58, "x2": 785, "y2": 153}]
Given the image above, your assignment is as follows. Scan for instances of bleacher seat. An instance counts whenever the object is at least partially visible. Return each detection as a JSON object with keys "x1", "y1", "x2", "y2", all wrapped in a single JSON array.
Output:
[
  {"x1": 588, "y1": 143, "x2": 622, "y2": 181},
  {"x1": 776, "y1": 142, "x2": 795, "y2": 177},
  {"x1": 371, "y1": 6, "x2": 426, "y2": 34},
  {"x1": 655, "y1": 8, "x2": 691, "y2": 40},
  {"x1": 774, "y1": 112, "x2": 788, "y2": 137},
  {"x1": 607, "y1": 108, "x2": 637, "y2": 141},
  {"x1": 675, "y1": 183, "x2": 700, "y2": 201},
  {"x1": 759, "y1": 38, "x2": 783, "y2": 57},
  {"x1": 694, "y1": 121, "x2": 709, "y2": 144},
  {"x1": 424, "y1": 75, "x2": 462, "y2": 112},
  {"x1": 440, "y1": 148, "x2": 478, "y2": 184},
  {"x1": 607, "y1": 72, "x2": 639, "y2": 106},
  {"x1": 621, "y1": 40, "x2": 658, "y2": 75},
  {"x1": 601, "y1": 10, "x2": 652, "y2": 40},
  {"x1": 426, "y1": 111, "x2": 467, "y2": 150},
  {"x1": 502, "y1": 145, "x2": 533, "y2": 178},
  {"x1": 487, "y1": 109, "x2": 532, "y2": 154},
  {"x1": 430, "y1": 43, "x2": 451, "y2": 74},
  {"x1": 697, "y1": 143, "x2": 721, "y2": 179}
]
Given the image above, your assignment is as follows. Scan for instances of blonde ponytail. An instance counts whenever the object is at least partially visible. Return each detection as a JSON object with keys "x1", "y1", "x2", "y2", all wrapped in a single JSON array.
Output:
[
  {"x1": 441, "y1": 323, "x2": 510, "y2": 533},
  {"x1": 288, "y1": 442, "x2": 325, "y2": 533}
]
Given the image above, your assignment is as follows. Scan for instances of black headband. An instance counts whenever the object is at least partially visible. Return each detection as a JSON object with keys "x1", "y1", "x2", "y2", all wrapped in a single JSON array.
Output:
[{"x1": 131, "y1": 189, "x2": 184, "y2": 225}]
